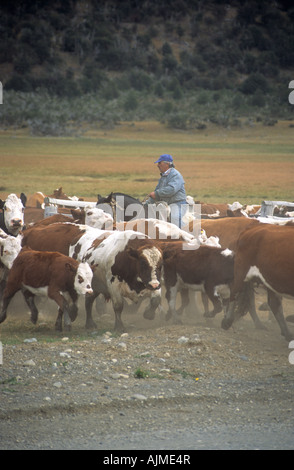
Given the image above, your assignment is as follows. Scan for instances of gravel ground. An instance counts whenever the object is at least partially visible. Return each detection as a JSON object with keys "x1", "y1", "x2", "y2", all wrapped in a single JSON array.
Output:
[{"x1": 0, "y1": 290, "x2": 294, "y2": 451}]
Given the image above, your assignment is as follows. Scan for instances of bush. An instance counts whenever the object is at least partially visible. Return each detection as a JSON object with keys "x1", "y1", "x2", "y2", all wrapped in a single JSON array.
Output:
[
  {"x1": 167, "y1": 112, "x2": 188, "y2": 129},
  {"x1": 239, "y1": 73, "x2": 270, "y2": 95},
  {"x1": 123, "y1": 91, "x2": 138, "y2": 111}
]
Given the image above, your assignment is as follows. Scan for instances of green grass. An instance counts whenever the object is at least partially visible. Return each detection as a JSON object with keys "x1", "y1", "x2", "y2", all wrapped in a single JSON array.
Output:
[{"x1": 1, "y1": 120, "x2": 294, "y2": 204}]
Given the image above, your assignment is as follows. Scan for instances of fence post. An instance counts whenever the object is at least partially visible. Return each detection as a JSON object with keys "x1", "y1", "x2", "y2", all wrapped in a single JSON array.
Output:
[{"x1": 260, "y1": 201, "x2": 274, "y2": 217}]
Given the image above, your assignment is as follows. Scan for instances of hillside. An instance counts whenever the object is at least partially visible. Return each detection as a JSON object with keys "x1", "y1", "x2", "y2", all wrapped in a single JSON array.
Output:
[{"x1": 0, "y1": 0, "x2": 294, "y2": 134}]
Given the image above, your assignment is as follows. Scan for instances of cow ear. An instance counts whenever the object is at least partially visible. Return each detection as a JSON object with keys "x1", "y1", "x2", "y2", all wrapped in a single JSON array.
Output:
[
  {"x1": 20, "y1": 193, "x2": 27, "y2": 207},
  {"x1": 90, "y1": 264, "x2": 96, "y2": 273},
  {"x1": 0, "y1": 199, "x2": 4, "y2": 210},
  {"x1": 65, "y1": 262, "x2": 76, "y2": 273},
  {"x1": 71, "y1": 209, "x2": 82, "y2": 218}
]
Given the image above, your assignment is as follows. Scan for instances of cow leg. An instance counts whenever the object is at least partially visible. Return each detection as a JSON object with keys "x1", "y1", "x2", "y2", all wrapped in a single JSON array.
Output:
[
  {"x1": 48, "y1": 289, "x2": 72, "y2": 331},
  {"x1": 221, "y1": 299, "x2": 236, "y2": 330},
  {"x1": 201, "y1": 292, "x2": 210, "y2": 316},
  {"x1": 246, "y1": 283, "x2": 267, "y2": 330},
  {"x1": 0, "y1": 278, "x2": 6, "y2": 302},
  {"x1": 0, "y1": 294, "x2": 14, "y2": 323},
  {"x1": 165, "y1": 285, "x2": 182, "y2": 324},
  {"x1": 85, "y1": 293, "x2": 98, "y2": 329},
  {"x1": 112, "y1": 298, "x2": 125, "y2": 332},
  {"x1": 22, "y1": 289, "x2": 39, "y2": 324},
  {"x1": 55, "y1": 308, "x2": 63, "y2": 331},
  {"x1": 0, "y1": 280, "x2": 21, "y2": 323},
  {"x1": 267, "y1": 290, "x2": 294, "y2": 341},
  {"x1": 176, "y1": 288, "x2": 190, "y2": 317},
  {"x1": 143, "y1": 290, "x2": 162, "y2": 320},
  {"x1": 203, "y1": 282, "x2": 223, "y2": 318},
  {"x1": 233, "y1": 283, "x2": 267, "y2": 330}
]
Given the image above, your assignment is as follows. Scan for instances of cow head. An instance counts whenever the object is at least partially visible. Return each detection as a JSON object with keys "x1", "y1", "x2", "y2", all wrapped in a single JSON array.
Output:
[
  {"x1": 0, "y1": 229, "x2": 22, "y2": 269},
  {"x1": 84, "y1": 207, "x2": 114, "y2": 229},
  {"x1": 0, "y1": 193, "x2": 26, "y2": 236},
  {"x1": 74, "y1": 262, "x2": 94, "y2": 296},
  {"x1": 128, "y1": 244, "x2": 162, "y2": 291}
]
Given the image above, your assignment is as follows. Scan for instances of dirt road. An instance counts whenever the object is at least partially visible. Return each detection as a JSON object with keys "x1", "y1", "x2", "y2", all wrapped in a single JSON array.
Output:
[{"x1": 0, "y1": 291, "x2": 293, "y2": 450}]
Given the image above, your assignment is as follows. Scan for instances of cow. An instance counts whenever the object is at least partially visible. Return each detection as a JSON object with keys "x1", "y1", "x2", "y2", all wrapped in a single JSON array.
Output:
[
  {"x1": 0, "y1": 193, "x2": 27, "y2": 236},
  {"x1": 114, "y1": 218, "x2": 198, "y2": 242},
  {"x1": 0, "y1": 248, "x2": 94, "y2": 331},
  {"x1": 70, "y1": 207, "x2": 114, "y2": 229},
  {"x1": 0, "y1": 229, "x2": 22, "y2": 302},
  {"x1": 191, "y1": 200, "x2": 248, "y2": 219},
  {"x1": 0, "y1": 229, "x2": 22, "y2": 270},
  {"x1": 161, "y1": 242, "x2": 234, "y2": 324},
  {"x1": 69, "y1": 230, "x2": 163, "y2": 331},
  {"x1": 181, "y1": 217, "x2": 267, "y2": 328},
  {"x1": 221, "y1": 224, "x2": 294, "y2": 341},
  {"x1": 20, "y1": 222, "x2": 113, "y2": 327},
  {"x1": 21, "y1": 222, "x2": 98, "y2": 255}
]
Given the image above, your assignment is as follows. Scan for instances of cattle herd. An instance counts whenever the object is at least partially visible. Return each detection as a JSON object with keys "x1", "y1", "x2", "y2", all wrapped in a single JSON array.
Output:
[{"x1": 0, "y1": 190, "x2": 294, "y2": 345}]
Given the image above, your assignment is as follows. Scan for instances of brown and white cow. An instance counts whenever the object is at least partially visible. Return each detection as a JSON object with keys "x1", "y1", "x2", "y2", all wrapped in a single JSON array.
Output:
[
  {"x1": 0, "y1": 193, "x2": 27, "y2": 236},
  {"x1": 0, "y1": 228, "x2": 23, "y2": 301},
  {"x1": 161, "y1": 242, "x2": 234, "y2": 324},
  {"x1": 21, "y1": 222, "x2": 113, "y2": 327},
  {"x1": 192, "y1": 201, "x2": 247, "y2": 219},
  {"x1": 70, "y1": 207, "x2": 114, "y2": 229},
  {"x1": 0, "y1": 248, "x2": 94, "y2": 331},
  {"x1": 69, "y1": 230, "x2": 163, "y2": 331},
  {"x1": 221, "y1": 223, "x2": 294, "y2": 341},
  {"x1": 181, "y1": 217, "x2": 267, "y2": 328},
  {"x1": 21, "y1": 222, "x2": 101, "y2": 255}
]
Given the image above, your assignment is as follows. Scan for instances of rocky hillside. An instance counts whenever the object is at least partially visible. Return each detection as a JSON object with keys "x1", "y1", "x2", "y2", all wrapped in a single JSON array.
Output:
[{"x1": 1, "y1": 0, "x2": 294, "y2": 132}]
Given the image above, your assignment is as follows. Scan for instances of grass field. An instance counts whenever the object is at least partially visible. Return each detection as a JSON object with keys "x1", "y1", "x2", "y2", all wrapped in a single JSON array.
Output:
[{"x1": 1, "y1": 120, "x2": 294, "y2": 205}]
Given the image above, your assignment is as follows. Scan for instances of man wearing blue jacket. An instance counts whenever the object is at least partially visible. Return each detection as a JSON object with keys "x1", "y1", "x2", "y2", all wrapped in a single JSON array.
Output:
[{"x1": 145, "y1": 154, "x2": 187, "y2": 227}]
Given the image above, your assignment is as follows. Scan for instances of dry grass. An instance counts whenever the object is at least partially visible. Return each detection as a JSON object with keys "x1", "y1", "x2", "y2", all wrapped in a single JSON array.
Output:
[{"x1": 1, "y1": 120, "x2": 294, "y2": 204}]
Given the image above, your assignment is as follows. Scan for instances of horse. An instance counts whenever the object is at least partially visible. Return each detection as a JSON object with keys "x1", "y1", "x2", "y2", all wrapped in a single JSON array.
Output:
[{"x1": 96, "y1": 192, "x2": 145, "y2": 222}]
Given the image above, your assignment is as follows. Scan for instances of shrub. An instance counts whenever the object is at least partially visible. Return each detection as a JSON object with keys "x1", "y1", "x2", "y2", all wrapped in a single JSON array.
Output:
[
  {"x1": 167, "y1": 112, "x2": 188, "y2": 129},
  {"x1": 239, "y1": 73, "x2": 270, "y2": 95},
  {"x1": 123, "y1": 91, "x2": 138, "y2": 111}
]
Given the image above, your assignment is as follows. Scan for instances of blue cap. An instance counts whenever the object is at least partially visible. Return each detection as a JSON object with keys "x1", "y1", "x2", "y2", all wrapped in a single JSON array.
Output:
[{"x1": 154, "y1": 154, "x2": 173, "y2": 164}]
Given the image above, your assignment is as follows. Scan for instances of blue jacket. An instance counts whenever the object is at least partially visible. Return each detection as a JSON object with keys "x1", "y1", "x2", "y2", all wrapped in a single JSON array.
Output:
[{"x1": 147, "y1": 167, "x2": 186, "y2": 205}]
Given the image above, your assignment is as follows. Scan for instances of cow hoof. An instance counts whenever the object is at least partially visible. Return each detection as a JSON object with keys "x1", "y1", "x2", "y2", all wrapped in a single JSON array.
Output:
[
  {"x1": 203, "y1": 311, "x2": 216, "y2": 319},
  {"x1": 0, "y1": 314, "x2": 6, "y2": 324},
  {"x1": 254, "y1": 321, "x2": 267, "y2": 330},
  {"x1": 143, "y1": 310, "x2": 155, "y2": 320},
  {"x1": 69, "y1": 305, "x2": 78, "y2": 322},
  {"x1": 85, "y1": 320, "x2": 97, "y2": 330},
  {"x1": 165, "y1": 312, "x2": 172, "y2": 321},
  {"x1": 172, "y1": 316, "x2": 183, "y2": 325},
  {"x1": 221, "y1": 318, "x2": 232, "y2": 330}
]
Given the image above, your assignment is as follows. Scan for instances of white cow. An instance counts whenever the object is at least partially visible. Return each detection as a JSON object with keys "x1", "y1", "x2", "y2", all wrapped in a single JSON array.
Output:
[
  {"x1": 0, "y1": 228, "x2": 23, "y2": 302},
  {"x1": 0, "y1": 193, "x2": 27, "y2": 236},
  {"x1": 83, "y1": 206, "x2": 114, "y2": 229}
]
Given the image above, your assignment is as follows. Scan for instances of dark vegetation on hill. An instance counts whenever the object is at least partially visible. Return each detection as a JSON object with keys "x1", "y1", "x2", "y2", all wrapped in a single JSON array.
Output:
[{"x1": 0, "y1": 0, "x2": 293, "y2": 134}]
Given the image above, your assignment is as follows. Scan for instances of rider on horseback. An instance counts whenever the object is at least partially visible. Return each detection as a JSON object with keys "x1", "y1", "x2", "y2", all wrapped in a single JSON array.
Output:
[{"x1": 144, "y1": 154, "x2": 187, "y2": 228}]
